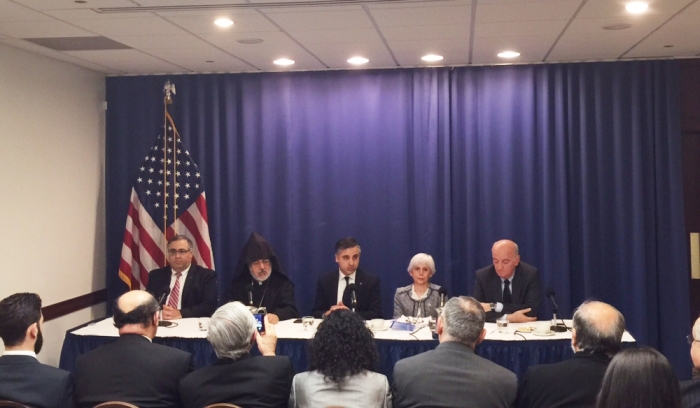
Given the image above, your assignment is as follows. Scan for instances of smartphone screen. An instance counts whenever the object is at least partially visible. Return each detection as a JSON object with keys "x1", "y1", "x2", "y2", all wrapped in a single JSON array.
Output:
[{"x1": 254, "y1": 313, "x2": 265, "y2": 333}]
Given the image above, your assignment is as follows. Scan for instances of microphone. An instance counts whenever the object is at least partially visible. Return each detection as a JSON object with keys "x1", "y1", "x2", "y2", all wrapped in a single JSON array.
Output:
[
  {"x1": 245, "y1": 284, "x2": 254, "y2": 306},
  {"x1": 157, "y1": 287, "x2": 170, "y2": 306},
  {"x1": 345, "y1": 284, "x2": 358, "y2": 313},
  {"x1": 545, "y1": 288, "x2": 568, "y2": 332},
  {"x1": 438, "y1": 287, "x2": 448, "y2": 308}
]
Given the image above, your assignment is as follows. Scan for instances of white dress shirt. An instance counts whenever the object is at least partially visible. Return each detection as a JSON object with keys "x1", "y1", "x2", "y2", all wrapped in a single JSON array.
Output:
[
  {"x1": 336, "y1": 270, "x2": 357, "y2": 304},
  {"x1": 167, "y1": 265, "x2": 190, "y2": 310}
]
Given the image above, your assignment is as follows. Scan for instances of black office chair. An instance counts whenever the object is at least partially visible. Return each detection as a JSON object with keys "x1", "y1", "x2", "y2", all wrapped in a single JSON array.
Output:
[
  {"x1": 0, "y1": 402, "x2": 30, "y2": 408},
  {"x1": 93, "y1": 402, "x2": 139, "y2": 408}
]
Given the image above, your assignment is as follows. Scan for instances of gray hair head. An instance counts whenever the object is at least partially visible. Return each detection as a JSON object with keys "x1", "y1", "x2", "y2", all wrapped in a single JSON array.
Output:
[
  {"x1": 407, "y1": 253, "x2": 436, "y2": 276},
  {"x1": 572, "y1": 300, "x2": 625, "y2": 356},
  {"x1": 207, "y1": 301, "x2": 256, "y2": 360},
  {"x1": 441, "y1": 296, "x2": 485, "y2": 347}
]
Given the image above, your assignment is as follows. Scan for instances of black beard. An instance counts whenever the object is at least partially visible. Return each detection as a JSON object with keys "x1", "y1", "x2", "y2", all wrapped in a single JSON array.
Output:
[{"x1": 34, "y1": 327, "x2": 43, "y2": 354}]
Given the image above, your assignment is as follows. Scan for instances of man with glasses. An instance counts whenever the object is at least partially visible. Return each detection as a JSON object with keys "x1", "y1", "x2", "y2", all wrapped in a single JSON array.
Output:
[
  {"x1": 146, "y1": 234, "x2": 217, "y2": 318},
  {"x1": 681, "y1": 317, "x2": 700, "y2": 408}
]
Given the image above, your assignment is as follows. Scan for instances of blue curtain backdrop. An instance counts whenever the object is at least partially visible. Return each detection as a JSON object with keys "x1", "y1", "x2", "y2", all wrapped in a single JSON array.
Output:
[{"x1": 105, "y1": 60, "x2": 690, "y2": 377}]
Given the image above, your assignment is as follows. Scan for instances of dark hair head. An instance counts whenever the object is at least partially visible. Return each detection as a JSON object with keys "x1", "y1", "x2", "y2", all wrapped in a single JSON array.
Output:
[
  {"x1": 0, "y1": 293, "x2": 42, "y2": 346},
  {"x1": 113, "y1": 293, "x2": 159, "y2": 329},
  {"x1": 573, "y1": 300, "x2": 626, "y2": 356},
  {"x1": 596, "y1": 347, "x2": 680, "y2": 408},
  {"x1": 309, "y1": 310, "x2": 378, "y2": 384},
  {"x1": 168, "y1": 234, "x2": 193, "y2": 250},
  {"x1": 335, "y1": 237, "x2": 361, "y2": 255}
]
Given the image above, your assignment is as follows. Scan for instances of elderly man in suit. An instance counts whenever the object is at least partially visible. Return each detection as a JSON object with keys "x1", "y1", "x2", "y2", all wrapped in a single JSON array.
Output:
[
  {"x1": 516, "y1": 300, "x2": 626, "y2": 408},
  {"x1": 473, "y1": 239, "x2": 541, "y2": 323},
  {"x1": 681, "y1": 317, "x2": 700, "y2": 408},
  {"x1": 146, "y1": 234, "x2": 217, "y2": 319},
  {"x1": 0, "y1": 293, "x2": 74, "y2": 408},
  {"x1": 393, "y1": 296, "x2": 517, "y2": 408},
  {"x1": 74, "y1": 290, "x2": 193, "y2": 408},
  {"x1": 312, "y1": 237, "x2": 383, "y2": 319},
  {"x1": 179, "y1": 301, "x2": 293, "y2": 407}
]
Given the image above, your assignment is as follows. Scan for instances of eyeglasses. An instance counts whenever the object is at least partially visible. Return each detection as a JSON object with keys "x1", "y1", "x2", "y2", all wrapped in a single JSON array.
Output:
[
  {"x1": 250, "y1": 259, "x2": 271, "y2": 267},
  {"x1": 686, "y1": 335, "x2": 699, "y2": 345},
  {"x1": 168, "y1": 249, "x2": 191, "y2": 256}
]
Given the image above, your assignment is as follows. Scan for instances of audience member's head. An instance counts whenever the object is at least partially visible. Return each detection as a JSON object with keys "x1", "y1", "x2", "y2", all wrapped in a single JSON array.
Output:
[
  {"x1": 207, "y1": 301, "x2": 256, "y2": 360},
  {"x1": 310, "y1": 309, "x2": 378, "y2": 384},
  {"x1": 438, "y1": 296, "x2": 486, "y2": 348},
  {"x1": 113, "y1": 290, "x2": 160, "y2": 338},
  {"x1": 0, "y1": 293, "x2": 43, "y2": 353},
  {"x1": 571, "y1": 300, "x2": 625, "y2": 356},
  {"x1": 596, "y1": 347, "x2": 680, "y2": 408}
]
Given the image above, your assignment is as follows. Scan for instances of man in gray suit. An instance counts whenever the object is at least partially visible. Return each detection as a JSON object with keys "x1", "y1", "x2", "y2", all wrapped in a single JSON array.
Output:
[{"x1": 393, "y1": 296, "x2": 517, "y2": 408}]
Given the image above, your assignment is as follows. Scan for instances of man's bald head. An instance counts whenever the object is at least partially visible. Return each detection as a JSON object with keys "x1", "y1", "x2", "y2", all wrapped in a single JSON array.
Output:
[
  {"x1": 113, "y1": 290, "x2": 159, "y2": 334},
  {"x1": 690, "y1": 317, "x2": 700, "y2": 369},
  {"x1": 572, "y1": 300, "x2": 625, "y2": 356},
  {"x1": 492, "y1": 239, "x2": 519, "y2": 256}
]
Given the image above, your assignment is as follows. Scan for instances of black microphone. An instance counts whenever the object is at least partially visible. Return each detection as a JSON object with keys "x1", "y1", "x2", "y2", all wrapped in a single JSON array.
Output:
[
  {"x1": 345, "y1": 284, "x2": 358, "y2": 313},
  {"x1": 545, "y1": 288, "x2": 559, "y2": 313},
  {"x1": 545, "y1": 288, "x2": 568, "y2": 332},
  {"x1": 438, "y1": 287, "x2": 448, "y2": 308},
  {"x1": 245, "y1": 284, "x2": 254, "y2": 306},
  {"x1": 157, "y1": 287, "x2": 170, "y2": 306}
]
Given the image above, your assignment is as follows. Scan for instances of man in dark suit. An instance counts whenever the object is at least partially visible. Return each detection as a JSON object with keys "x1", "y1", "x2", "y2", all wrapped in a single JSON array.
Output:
[
  {"x1": 473, "y1": 239, "x2": 541, "y2": 322},
  {"x1": 311, "y1": 237, "x2": 383, "y2": 319},
  {"x1": 74, "y1": 290, "x2": 193, "y2": 408},
  {"x1": 681, "y1": 317, "x2": 700, "y2": 408},
  {"x1": 0, "y1": 293, "x2": 74, "y2": 408},
  {"x1": 179, "y1": 301, "x2": 293, "y2": 407},
  {"x1": 146, "y1": 234, "x2": 217, "y2": 319},
  {"x1": 516, "y1": 300, "x2": 626, "y2": 408},
  {"x1": 393, "y1": 296, "x2": 517, "y2": 408}
]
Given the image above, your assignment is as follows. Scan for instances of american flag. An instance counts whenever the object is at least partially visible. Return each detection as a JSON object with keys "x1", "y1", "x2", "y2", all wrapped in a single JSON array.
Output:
[{"x1": 118, "y1": 89, "x2": 215, "y2": 290}]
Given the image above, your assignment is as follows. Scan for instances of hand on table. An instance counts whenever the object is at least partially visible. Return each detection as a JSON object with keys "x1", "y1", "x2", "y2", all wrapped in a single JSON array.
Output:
[
  {"x1": 506, "y1": 308, "x2": 536, "y2": 323},
  {"x1": 324, "y1": 302, "x2": 349, "y2": 317},
  {"x1": 162, "y1": 305, "x2": 182, "y2": 320}
]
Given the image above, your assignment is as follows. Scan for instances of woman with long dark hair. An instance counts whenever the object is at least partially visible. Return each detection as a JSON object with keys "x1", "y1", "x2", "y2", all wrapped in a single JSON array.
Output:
[
  {"x1": 289, "y1": 310, "x2": 391, "y2": 407},
  {"x1": 596, "y1": 347, "x2": 681, "y2": 408}
]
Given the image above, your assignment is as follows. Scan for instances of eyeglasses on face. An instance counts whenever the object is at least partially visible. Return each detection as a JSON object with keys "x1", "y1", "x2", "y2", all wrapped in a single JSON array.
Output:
[
  {"x1": 687, "y1": 335, "x2": 699, "y2": 345},
  {"x1": 168, "y1": 249, "x2": 191, "y2": 256}
]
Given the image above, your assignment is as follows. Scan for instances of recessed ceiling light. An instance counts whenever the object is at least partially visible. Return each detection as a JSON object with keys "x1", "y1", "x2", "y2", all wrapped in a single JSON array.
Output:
[
  {"x1": 625, "y1": 2, "x2": 649, "y2": 14},
  {"x1": 273, "y1": 58, "x2": 295, "y2": 66},
  {"x1": 347, "y1": 57, "x2": 369, "y2": 65},
  {"x1": 214, "y1": 18, "x2": 234, "y2": 28},
  {"x1": 421, "y1": 54, "x2": 444, "y2": 62},
  {"x1": 497, "y1": 51, "x2": 520, "y2": 59},
  {"x1": 603, "y1": 23, "x2": 632, "y2": 30}
]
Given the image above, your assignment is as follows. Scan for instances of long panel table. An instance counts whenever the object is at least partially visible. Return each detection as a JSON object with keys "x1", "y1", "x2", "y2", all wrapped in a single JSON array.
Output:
[{"x1": 59, "y1": 318, "x2": 636, "y2": 382}]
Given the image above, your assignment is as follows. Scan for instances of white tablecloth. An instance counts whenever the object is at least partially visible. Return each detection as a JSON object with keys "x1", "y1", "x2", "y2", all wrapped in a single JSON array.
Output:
[{"x1": 71, "y1": 317, "x2": 635, "y2": 343}]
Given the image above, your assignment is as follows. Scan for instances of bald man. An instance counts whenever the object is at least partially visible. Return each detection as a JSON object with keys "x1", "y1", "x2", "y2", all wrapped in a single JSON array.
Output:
[
  {"x1": 473, "y1": 239, "x2": 542, "y2": 323},
  {"x1": 516, "y1": 300, "x2": 626, "y2": 408},
  {"x1": 74, "y1": 290, "x2": 193, "y2": 408},
  {"x1": 681, "y1": 317, "x2": 700, "y2": 408}
]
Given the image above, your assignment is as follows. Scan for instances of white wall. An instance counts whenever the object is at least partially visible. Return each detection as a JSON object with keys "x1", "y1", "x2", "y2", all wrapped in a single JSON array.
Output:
[{"x1": 0, "y1": 43, "x2": 107, "y2": 367}]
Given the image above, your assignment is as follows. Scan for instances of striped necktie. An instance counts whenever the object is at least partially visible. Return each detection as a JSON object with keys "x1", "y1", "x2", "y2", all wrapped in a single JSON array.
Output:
[{"x1": 167, "y1": 273, "x2": 182, "y2": 309}]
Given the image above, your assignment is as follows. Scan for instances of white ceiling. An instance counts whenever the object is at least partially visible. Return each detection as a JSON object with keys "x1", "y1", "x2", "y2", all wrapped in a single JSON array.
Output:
[{"x1": 0, "y1": 0, "x2": 698, "y2": 75}]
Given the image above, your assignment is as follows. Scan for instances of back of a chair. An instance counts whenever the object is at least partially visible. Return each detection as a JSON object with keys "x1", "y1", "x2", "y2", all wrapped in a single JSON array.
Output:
[
  {"x1": 203, "y1": 404, "x2": 243, "y2": 408},
  {"x1": 93, "y1": 402, "x2": 139, "y2": 408},
  {"x1": 0, "y1": 402, "x2": 30, "y2": 408}
]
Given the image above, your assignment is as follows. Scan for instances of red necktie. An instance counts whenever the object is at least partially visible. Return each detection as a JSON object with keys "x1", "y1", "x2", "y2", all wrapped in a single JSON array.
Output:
[{"x1": 167, "y1": 273, "x2": 182, "y2": 309}]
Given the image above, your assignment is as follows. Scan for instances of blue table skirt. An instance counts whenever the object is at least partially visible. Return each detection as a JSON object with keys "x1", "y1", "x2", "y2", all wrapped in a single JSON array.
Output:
[{"x1": 59, "y1": 326, "x2": 588, "y2": 382}]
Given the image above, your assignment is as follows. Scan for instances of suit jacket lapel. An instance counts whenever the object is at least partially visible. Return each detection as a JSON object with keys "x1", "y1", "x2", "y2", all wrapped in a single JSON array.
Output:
[
  {"x1": 510, "y1": 265, "x2": 523, "y2": 302},
  {"x1": 181, "y1": 264, "x2": 196, "y2": 305},
  {"x1": 490, "y1": 271, "x2": 503, "y2": 302}
]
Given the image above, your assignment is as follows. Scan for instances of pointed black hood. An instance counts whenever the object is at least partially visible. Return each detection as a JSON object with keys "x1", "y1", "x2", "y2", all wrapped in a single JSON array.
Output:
[{"x1": 232, "y1": 232, "x2": 286, "y2": 281}]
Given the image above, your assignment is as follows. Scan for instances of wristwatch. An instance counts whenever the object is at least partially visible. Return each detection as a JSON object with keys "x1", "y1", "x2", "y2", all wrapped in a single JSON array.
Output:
[{"x1": 489, "y1": 302, "x2": 496, "y2": 311}]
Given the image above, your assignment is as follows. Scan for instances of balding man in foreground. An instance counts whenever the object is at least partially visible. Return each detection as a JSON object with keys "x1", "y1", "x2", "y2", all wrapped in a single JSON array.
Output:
[
  {"x1": 516, "y1": 300, "x2": 626, "y2": 408},
  {"x1": 74, "y1": 290, "x2": 193, "y2": 408},
  {"x1": 393, "y1": 296, "x2": 517, "y2": 408},
  {"x1": 680, "y1": 317, "x2": 700, "y2": 408},
  {"x1": 474, "y1": 239, "x2": 542, "y2": 323}
]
